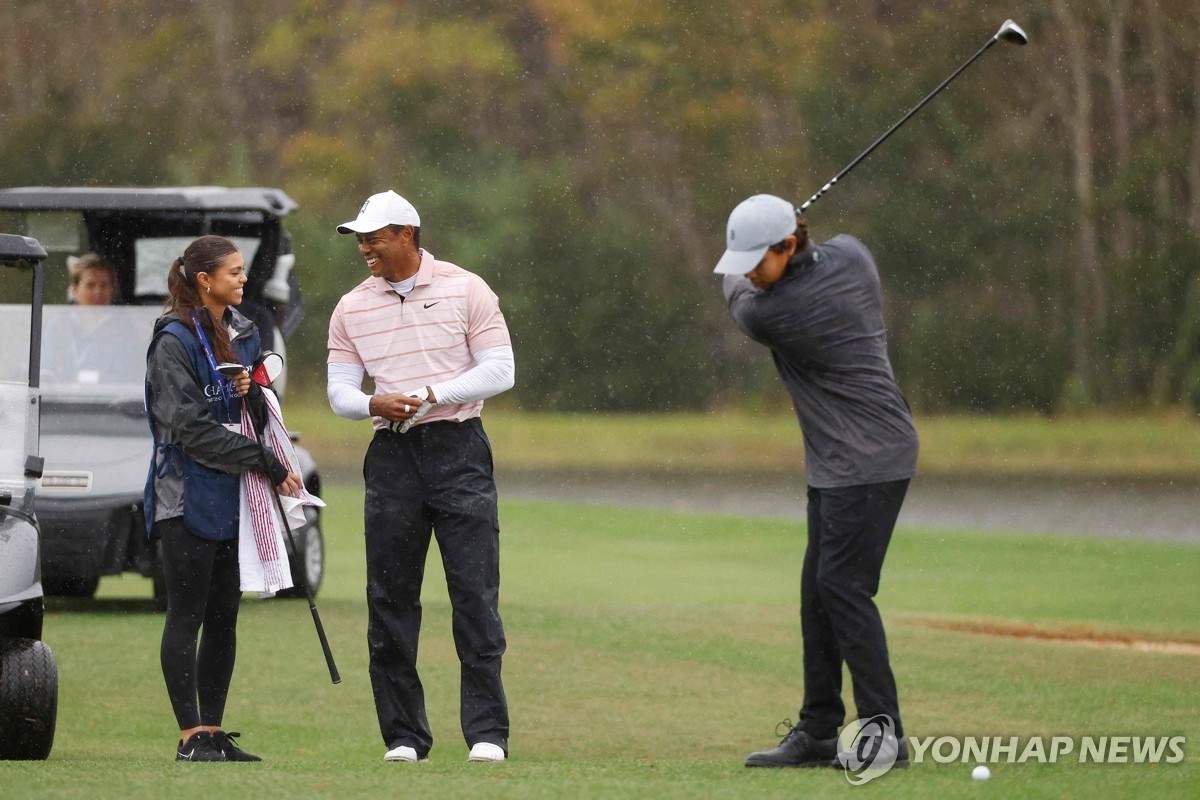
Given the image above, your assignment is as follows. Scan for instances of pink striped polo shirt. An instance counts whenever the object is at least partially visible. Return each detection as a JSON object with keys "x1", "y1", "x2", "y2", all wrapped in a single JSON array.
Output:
[{"x1": 327, "y1": 249, "x2": 511, "y2": 428}]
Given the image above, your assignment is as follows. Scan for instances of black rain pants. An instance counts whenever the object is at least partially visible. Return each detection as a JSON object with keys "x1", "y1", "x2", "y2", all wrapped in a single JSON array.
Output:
[
  {"x1": 798, "y1": 478, "x2": 909, "y2": 740},
  {"x1": 363, "y1": 418, "x2": 509, "y2": 757}
]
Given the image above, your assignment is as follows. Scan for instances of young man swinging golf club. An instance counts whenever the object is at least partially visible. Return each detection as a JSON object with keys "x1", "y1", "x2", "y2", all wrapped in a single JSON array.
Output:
[{"x1": 715, "y1": 195, "x2": 919, "y2": 769}]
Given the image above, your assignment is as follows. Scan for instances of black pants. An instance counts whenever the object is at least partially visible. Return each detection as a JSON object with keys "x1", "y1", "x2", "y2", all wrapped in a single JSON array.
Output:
[
  {"x1": 363, "y1": 418, "x2": 508, "y2": 757},
  {"x1": 157, "y1": 517, "x2": 242, "y2": 730},
  {"x1": 798, "y1": 479, "x2": 908, "y2": 740}
]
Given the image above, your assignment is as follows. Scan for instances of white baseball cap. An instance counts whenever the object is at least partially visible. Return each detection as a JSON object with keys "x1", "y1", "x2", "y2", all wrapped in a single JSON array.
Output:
[
  {"x1": 336, "y1": 190, "x2": 421, "y2": 234},
  {"x1": 713, "y1": 194, "x2": 798, "y2": 275}
]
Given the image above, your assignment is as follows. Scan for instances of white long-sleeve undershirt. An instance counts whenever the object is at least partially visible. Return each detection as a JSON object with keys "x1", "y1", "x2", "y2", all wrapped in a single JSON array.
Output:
[{"x1": 326, "y1": 345, "x2": 515, "y2": 420}]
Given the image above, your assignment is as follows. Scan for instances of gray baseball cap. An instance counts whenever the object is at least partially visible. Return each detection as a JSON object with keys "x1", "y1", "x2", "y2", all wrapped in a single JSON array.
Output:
[{"x1": 713, "y1": 194, "x2": 798, "y2": 275}]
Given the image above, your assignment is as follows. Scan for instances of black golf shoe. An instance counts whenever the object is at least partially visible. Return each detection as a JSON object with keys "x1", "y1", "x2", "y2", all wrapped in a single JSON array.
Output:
[
  {"x1": 745, "y1": 722, "x2": 839, "y2": 768},
  {"x1": 176, "y1": 731, "x2": 227, "y2": 762},
  {"x1": 213, "y1": 730, "x2": 262, "y2": 762}
]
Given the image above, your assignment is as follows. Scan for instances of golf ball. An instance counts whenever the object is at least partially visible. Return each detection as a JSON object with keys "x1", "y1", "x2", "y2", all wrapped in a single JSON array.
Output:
[{"x1": 972, "y1": 765, "x2": 991, "y2": 781}]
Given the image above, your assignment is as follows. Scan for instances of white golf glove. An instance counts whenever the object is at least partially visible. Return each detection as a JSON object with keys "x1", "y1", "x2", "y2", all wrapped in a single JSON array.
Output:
[{"x1": 398, "y1": 386, "x2": 433, "y2": 433}]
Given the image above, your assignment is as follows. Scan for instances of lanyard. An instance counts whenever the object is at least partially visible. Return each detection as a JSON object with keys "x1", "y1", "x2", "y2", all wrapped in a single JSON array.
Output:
[{"x1": 190, "y1": 310, "x2": 236, "y2": 419}]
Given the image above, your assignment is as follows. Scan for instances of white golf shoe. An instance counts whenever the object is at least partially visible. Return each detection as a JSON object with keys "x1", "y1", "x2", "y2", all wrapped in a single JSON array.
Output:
[
  {"x1": 383, "y1": 745, "x2": 425, "y2": 762},
  {"x1": 467, "y1": 742, "x2": 506, "y2": 762}
]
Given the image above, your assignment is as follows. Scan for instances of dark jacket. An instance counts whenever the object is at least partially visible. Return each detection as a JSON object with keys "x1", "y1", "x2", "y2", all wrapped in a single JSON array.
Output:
[
  {"x1": 144, "y1": 307, "x2": 287, "y2": 539},
  {"x1": 724, "y1": 235, "x2": 918, "y2": 488}
]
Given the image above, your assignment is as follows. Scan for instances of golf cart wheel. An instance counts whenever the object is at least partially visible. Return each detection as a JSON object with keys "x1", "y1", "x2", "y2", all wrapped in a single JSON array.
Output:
[
  {"x1": 0, "y1": 638, "x2": 58, "y2": 760},
  {"x1": 280, "y1": 513, "x2": 323, "y2": 599}
]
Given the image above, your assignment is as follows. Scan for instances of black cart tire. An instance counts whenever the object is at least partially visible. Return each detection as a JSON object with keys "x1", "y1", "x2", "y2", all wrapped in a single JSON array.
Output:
[{"x1": 0, "y1": 638, "x2": 58, "y2": 760}]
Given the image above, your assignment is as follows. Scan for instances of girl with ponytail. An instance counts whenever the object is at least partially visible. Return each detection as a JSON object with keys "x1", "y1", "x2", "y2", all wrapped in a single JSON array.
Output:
[
  {"x1": 166, "y1": 236, "x2": 241, "y2": 364},
  {"x1": 144, "y1": 234, "x2": 301, "y2": 763}
]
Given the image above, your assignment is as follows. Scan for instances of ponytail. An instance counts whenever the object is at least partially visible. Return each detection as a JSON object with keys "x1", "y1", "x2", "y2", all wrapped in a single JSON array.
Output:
[{"x1": 165, "y1": 235, "x2": 240, "y2": 364}]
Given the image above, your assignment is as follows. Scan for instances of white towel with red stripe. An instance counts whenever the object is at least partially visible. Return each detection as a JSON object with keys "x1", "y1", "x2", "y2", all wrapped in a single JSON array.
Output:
[{"x1": 238, "y1": 388, "x2": 325, "y2": 598}]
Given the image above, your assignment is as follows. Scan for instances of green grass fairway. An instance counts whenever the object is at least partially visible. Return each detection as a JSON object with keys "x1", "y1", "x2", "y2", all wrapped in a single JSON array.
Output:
[{"x1": 4, "y1": 487, "x2": 1196, "y2": 799}]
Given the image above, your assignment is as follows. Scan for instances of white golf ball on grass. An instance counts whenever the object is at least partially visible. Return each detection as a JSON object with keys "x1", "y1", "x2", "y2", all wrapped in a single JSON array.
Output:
[{"x1": 972, "y1": 764, "x2": 991, "y2": 780}]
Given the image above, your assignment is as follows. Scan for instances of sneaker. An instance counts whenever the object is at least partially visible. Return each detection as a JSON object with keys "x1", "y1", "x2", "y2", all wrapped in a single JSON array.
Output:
[
  {"x1": 212, "y1": 730, "x2": 262, "y2": 762},
  {"x1": 176, "y1": 731, "x2": 227, "y2": 762},
  {"x1": 745, "y1": 721, "x2": 838, "y2": 768},
  {"x1": 467, "y1": 742, "x2": 506, "y2": 762},
  {"x1": 384, "y1": 745, "x2": 427, "y2": 762}
]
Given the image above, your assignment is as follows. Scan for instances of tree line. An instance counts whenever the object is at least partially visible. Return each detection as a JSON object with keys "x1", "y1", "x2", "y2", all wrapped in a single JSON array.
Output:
[{"x1": 3, "y1": 0, "x2": 1198, "y2": 413}]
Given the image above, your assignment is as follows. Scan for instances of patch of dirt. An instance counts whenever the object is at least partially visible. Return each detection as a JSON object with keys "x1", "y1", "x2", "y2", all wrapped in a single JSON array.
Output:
[{"x1": 905, "y1": 617, "x2": 1200, "y2": 656}]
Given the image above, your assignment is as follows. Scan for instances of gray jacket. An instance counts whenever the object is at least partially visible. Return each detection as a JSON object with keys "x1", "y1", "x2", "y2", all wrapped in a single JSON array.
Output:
[
  {"x1": 724, "y1": 235, "x2": 919, "y2": 488},
  {"x1": 145, "y1": 308, "x2": 287, "y2": 525}
]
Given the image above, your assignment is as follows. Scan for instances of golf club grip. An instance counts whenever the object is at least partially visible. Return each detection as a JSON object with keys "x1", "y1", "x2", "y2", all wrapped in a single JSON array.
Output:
[
  {"x1": 799, "y1": 35, "x2": 1000, "y2": 213},
  {"x1": 310, "y1": 603, "x2": 342, "y2": 684}
]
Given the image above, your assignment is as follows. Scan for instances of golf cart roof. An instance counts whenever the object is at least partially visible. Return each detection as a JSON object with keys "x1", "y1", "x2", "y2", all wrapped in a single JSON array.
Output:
[
  {"x1": 0, "y1": 187, "x2": 298, "y2": 217},
  {"x1": 0, "y1": 233, "x2": 48, "y2": 266}
]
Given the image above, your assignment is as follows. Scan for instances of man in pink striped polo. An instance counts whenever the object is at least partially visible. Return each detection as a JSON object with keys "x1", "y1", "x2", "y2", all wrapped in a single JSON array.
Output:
[{"x1": 326, "y1": 190, "x2": 514, "y2": 765}]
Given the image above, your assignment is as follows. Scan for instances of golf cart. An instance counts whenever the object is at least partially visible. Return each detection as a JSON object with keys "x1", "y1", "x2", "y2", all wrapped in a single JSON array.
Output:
[
  {"x1": 0, "y1": 233, "x2": 59, "y2": 760},
  {"x1": 0, "y1": 187, "x2": 323, "y2": 604}
]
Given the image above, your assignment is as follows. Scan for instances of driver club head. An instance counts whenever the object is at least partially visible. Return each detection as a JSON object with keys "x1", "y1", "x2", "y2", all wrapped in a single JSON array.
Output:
[
  {"x1": 253, "y1": 351, "x2": 285, "y2": 387},
  {"x1": 995, "y1": 19, "x2": 1028, "y2": 45}
]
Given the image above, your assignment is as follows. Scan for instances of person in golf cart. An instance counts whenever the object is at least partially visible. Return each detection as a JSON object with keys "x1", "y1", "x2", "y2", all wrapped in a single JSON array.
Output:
[
  {"x1": 67, "y1": 253, "x2": 117, "y2": 305},
  {"x1": 38, "y1": 253, "x2": 121, "y2": 383}
]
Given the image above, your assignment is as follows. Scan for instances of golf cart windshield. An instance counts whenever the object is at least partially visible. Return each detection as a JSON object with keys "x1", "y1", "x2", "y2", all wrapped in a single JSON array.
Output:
[
  {"x1": 0, "y1": 377, "x2": 31, "y2": 490},
  {"x1": 39, "y1": 306, "x2": 159, "y2": 391},
  {"x1": 0, "y1": 304, "x2": 159, "y2": 439},
  {"x1": 0, "y1": 233, "x2": 44, "y2": 507},
  {"x1": 0, "y1": 328, "x2": 34, "y2": 499}
]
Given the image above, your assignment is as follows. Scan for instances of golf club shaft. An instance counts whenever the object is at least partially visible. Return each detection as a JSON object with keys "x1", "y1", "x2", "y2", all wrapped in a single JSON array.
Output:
[
  {"x1": 799, "y1": 34, "x2": 1002, "y2": 213},
  {"x1": 253, "y1": 415, "x2": 342, "y2": 685},
  {"x1": 266, "y1": 472, "x2": 342, "y2": 685}
]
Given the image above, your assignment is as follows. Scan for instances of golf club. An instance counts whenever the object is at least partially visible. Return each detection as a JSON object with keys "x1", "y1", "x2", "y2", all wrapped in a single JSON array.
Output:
[
  {"x1": 799, "y1": 19, "x2": 1027, "y2": 213},
  {"x1": 220, "y1": 358, "x2": 342, "y2": 685}
]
